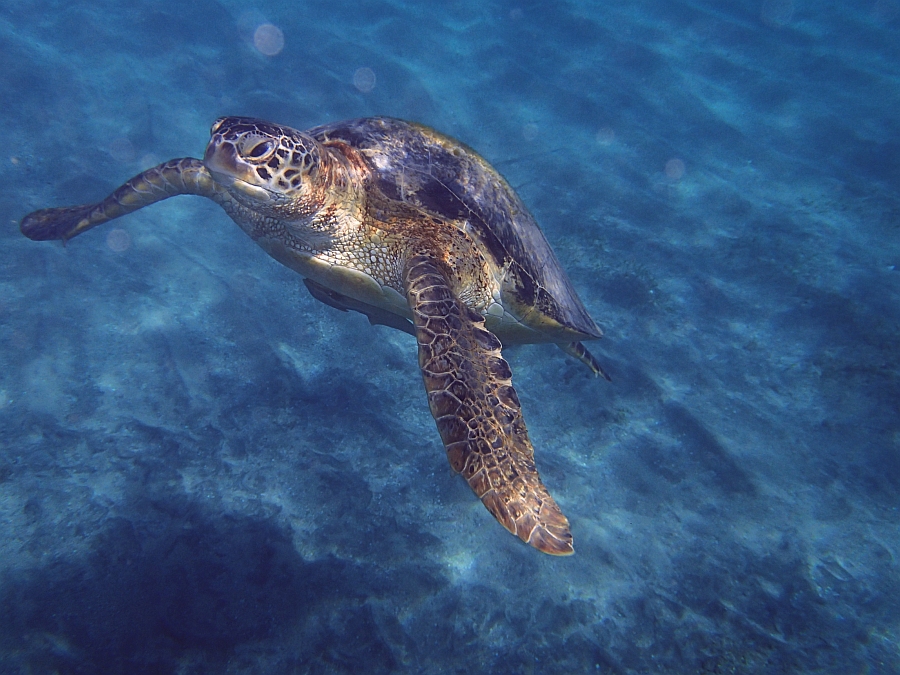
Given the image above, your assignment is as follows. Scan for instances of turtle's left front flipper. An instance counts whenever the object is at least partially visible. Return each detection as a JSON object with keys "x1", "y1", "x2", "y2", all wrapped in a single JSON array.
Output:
[
  {"x1": 21, "y1": 158, "x2": 221, "y2": 242},
  {"x1": 405, "y1": 253, "x2": 574, "y2": 555}
]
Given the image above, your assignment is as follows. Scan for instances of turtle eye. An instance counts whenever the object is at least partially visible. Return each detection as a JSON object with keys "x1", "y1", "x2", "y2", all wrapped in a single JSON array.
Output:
[{"x1": 246, "y1": 140, "x2": 275, "y2": 159}]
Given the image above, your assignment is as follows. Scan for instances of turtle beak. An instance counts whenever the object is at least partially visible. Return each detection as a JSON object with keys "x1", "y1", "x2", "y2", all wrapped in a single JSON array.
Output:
[
  {"x1": 203, "y1": 137, "x2": 239, "y2": 186},
  {"x1": 204, "y1": 138, "x2": 273, "y2": 203}
]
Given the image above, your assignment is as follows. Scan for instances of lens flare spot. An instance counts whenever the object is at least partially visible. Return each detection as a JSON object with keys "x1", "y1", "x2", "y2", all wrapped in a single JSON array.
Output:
[
  {"x1": 595, "y1": 127, "x2": 616, "y2": 145},
  {"x1": 109, "y1": 137, "x2": 135, "y2": 164},
  {"x1": 10, "y1": 329, "x2": 29, "y2": 350},
  {"x1": 106, "y1": 228, "x2": 131, "y2": 253},
  {"x1": 665, "y1": 158, "x2": 685, "y2": 181},
  {"x1": 872, "y1": 0, "x2": 900, "y2": 22},
  {"x1": 761, "y1": 0, "x2": 794, "y2": 27},
  {"x1": 353, "y1": 67, "x2": 377, "y2": 93},
  {"x1": 254, "y1": 23, "x2": 285, "y2": 56}
]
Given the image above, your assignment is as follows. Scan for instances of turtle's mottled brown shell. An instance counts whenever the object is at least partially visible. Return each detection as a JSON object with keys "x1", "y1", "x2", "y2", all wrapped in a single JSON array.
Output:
[{"x1": 310, "y1": 117, "x2": 602, "y2": 344}]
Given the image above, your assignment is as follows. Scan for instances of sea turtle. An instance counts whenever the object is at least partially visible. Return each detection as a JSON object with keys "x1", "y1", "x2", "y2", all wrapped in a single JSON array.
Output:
[{"x1": 20, "y1": 117, "x2": 608, "y2": 555}]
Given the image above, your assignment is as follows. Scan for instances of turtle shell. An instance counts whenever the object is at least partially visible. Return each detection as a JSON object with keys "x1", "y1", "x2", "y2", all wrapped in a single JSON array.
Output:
[{"x1": 309, "y1": 117, "x2": 601, "y2": 342}]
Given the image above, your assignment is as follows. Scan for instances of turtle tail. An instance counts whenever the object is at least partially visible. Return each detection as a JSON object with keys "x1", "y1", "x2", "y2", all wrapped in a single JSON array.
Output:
[{"x1": 20, "y1": 158, "x2": 220, "y2": 242}]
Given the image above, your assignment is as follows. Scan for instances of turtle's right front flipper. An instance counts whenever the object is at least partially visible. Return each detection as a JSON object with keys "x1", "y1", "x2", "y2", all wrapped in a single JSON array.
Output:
[
  {"x1": 20, "y1": 158, "x2": 221, "y2": 242},
  {"x1": 405, "y1": 253, "x2": 575, "y2": 555}
]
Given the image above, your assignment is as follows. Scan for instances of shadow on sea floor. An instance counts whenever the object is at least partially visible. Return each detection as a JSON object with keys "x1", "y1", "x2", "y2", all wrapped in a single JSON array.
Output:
[{"x1": 0, "y1": 484, "x2": 445, "y2": 674}]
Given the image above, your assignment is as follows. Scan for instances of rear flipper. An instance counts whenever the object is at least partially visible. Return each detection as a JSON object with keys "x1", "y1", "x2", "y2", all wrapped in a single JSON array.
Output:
[
  {"x1": 303, "y1": 278, "x2": 416, "y2": 336},
  {"x1": 20, "y1": 158, "x2": 220, "y2": 242},
  {"x1": 559, "y1": 341, "x2": 611, "y2": 381}
]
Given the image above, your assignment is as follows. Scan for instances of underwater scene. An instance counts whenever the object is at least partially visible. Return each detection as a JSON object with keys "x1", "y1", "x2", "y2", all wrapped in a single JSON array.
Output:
[{"x1": 1, "y1": 0, "x2": 899, "y2": 672}]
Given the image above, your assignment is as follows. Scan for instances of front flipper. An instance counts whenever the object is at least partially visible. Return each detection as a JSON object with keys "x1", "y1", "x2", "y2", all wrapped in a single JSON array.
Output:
[
  {"x1": 20, "y1": 158, "x2": 221, "y2": 242},
  {"x1": 404, "y1": 253, "x2": 574, "y2": 555}
]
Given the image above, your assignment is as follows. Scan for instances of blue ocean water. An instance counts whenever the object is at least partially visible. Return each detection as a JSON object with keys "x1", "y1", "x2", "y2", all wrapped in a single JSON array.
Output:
[{"x1": 1, "y1": 0, "x2": 899, "y2": 672}]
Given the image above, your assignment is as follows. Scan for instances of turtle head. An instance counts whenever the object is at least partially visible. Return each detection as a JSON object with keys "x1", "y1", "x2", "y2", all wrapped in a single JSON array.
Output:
[{"x1": 204, "y1": 117, "x2": 325, "y2": 218}]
